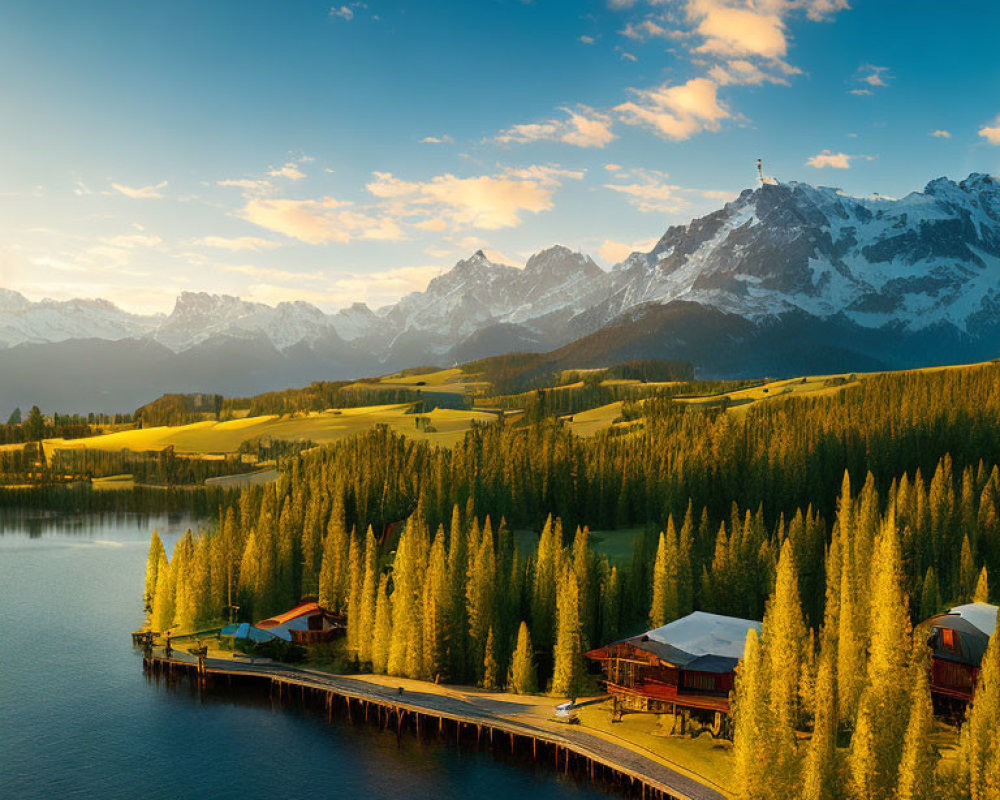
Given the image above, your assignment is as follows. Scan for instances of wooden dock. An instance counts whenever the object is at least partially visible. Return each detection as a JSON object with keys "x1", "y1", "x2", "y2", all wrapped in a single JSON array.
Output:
[{"x1": 142, "y1": 650, "x2": 729, "y2": 800}]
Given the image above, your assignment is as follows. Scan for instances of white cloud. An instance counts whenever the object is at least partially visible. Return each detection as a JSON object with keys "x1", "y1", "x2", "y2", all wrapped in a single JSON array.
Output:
[
  {"x1": 100, "y1": 233, "x2": 163, "y2": 249},
  {"x1": 709, "y1": 58, "x2": 799, "y2": 86},
  {"x1": 496, "y1": 106, "x2": 615, "y2": 148},
  {"x1": 851, "y1": 64, "x2": 890, "y2": 95},
  {"x1": 621, "y1": 19, "x2": 670, "y2": 40},
  {"x1": 692, "y1": 4, "x2": 788, "y2": 60},
  {"x1": 111, "y1": 180, "x2": 167, "y2": 199},
  {"x1": 330, "y1": 3, "x2": 365, "y2": 21},
  {"x1": 367, "y1": 165, "x2": 581, "y2": 230},
  {"x1": 598, "y1": 237, "x2": 658, "y2": 265},
  {"x1": 268, "y1": 162, "x2": 307, "y2": 180},
  {"x1": 579, "y1": 35, "x2": 596, "y2": 44},
  {"x1": 239, "y1": 196, "x2": 402, "y2": 244},
  {"x1": 218, "y1": 178, "x2": 272, "y2": 192},
  {"x1": 804, "y1": 149, "x2": 876, "y2": 169},
  {"x1": 620, "y1": 51, "x2": 639, "y2": 62},
  {"x1": 604, "y1": 167, "x2": 737, "y2": 213},
  {"x1": 196, "y1": 236, "x2": 280, "y2": 251},
  {"x1": 616, "y1": 77, "x2": 729, "y2": 140},
  {"x1": 604, "y1": 169, "x2": 686, "y2": 213},
  {"x1": 420, "y1": 134, "x2": 454, "y2": 144},
  {"x1": 930, "y1": 129, "x2": 952, "y2": 139},
  {"x1": 979, "y1": 115, "x2": 1000, "y2": 145}
]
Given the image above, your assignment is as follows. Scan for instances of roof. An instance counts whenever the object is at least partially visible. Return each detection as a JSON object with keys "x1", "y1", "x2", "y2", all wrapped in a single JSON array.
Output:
[
  {"x1": 220, "y1": 623, "x2": 288, "y2": 643},
  {"x1": 257, "y1": 602, "x2": 326, "y2": 629},
  {"x1": 948, "y1": 603, "x2": 998, "y2": 637},
  {"x1": 597, "y1": 611, "x2": 762, "y2": 673}
]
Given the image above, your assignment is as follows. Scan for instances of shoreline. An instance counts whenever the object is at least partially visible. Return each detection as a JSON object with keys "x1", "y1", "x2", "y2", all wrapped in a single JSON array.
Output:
[{"x1": 143, "y1": 648, "x2": 730, "y2": 800}]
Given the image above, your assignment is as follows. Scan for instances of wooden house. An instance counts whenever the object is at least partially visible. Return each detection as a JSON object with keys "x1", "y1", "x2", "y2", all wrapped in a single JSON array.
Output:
[
  {"x1": 585, "y1": 611, "x2": 761, "y2": 735},
  {"x1": 256, "y1": 601, "x2": 345, "y2": 644},
  {"x1": 924, "y1": 602, "x2": 997, "y2": 708}
]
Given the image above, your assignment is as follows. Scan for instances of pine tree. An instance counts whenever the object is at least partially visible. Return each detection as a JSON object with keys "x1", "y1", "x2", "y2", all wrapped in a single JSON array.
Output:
[
  {"x1": 172, "y1": 532, "x2": 197, "y2": 631},
  {"x1": 551, "y1": 570, "x2": 582, "y2": 697},
  {"x1": 650, "y1": 521, "x2": 679, "y2": 628},
  {"x1": 466, "y1": 516, "x2": 496, "y2": 678},
  {"x1": 919, "y1": 566, "x2": 941, "y2": 619},
  {"x1": 422, "y1": 526, "x2": 449, "y2": 681},
  {"x1": 371, "y1": 573, "x2": 392, "y2": 674},
  {"x1": 958, "y1": 606, "x2": 1000, "y2": 800},
  {"x1": 754, "y1": 537, "x2": 806, "y2": 795},
  {"x1": 848, "y1": 513, "x2": 913, "y2": 800},
  {"x1": 959, "y1": 534, "x2": 977, "y2": 602},
  {"x1": 896, "y1": 644, "x2": 936, "y2": 800},
  {"x1": 732, "y1": 628, "x2": 770, "y2": 800},
  {"x1": 318, "y1": 494, "x2": 348, "y2": 611},
  {"x1": 973, "y1": 566, "x2": 989, "y2": 603},
  {"x1": 144, "y1": 531, "x2": 166, "y2": 613},
  {"x1": 346, "y1": 533, "x2": 363, "y2": 654},
  {"x1": 764, "y1": 537, "x2": 807, "y2": 734},
  {"x1": 150, "y1": 551, "x2": 173, "y2": 632},
  {"x1": 531, "y1": 515, "x2": 561, "y2": 655},
  {"x1": 482, "y1": 627, "x2": 500, "y2": 690},
  {"x1": 801, "y1": 639, "x2": 838, "y2": 800},
  {"x1": 508, "y1": 621, "x2": 537, "y2": 694},
  {"x1": 358, "y1": 526, "x2": 378, "y2": 664}
]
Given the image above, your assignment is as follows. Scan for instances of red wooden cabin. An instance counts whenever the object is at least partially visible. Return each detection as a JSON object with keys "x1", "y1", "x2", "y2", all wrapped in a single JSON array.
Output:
[
  {"x1": 257, "y1": 601, "x2": 346, "y2": 644},
  {"x1": 925, "y1": 602, "x2": 997, "y2": 708},
  {"x1": 585, "y1": 611, "x2": 761, "y2": 734}
]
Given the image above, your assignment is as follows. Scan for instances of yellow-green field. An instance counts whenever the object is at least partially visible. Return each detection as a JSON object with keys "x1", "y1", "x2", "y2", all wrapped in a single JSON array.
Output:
[
  {"x1": 676, "y1": 374, "x2": 861, "y2": 415},
  {"x1": 346, "y1": 367, "x2": 491, "y2": 397},
  {"x1": 44, "y1": 404, "x2": 498, "y2": 455},
  {"x1": 564, "y1": 401, "x2": 626, "y2": 437}
]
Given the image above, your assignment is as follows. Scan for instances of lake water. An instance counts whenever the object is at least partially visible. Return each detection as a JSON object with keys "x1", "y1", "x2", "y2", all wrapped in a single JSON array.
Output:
[{"x1": 0, "y1": 512, "x2": 607, "y2": 800}]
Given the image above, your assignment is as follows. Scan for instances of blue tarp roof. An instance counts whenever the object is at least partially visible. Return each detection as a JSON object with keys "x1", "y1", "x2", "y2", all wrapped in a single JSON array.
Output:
[{"x1": 219, "y1": 623, "x2": 289, "y2": 642}]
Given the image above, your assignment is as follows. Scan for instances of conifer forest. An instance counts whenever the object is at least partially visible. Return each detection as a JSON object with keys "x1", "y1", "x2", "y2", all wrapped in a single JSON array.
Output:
[{"x1": 143, "y1": 363, "x2": 1000, "y2": 800}]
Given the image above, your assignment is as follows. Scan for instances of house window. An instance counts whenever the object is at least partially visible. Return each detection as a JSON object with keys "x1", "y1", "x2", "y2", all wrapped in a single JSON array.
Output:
[{"x1": 941, "y1": 627, "x2": 959, "y2": 652}]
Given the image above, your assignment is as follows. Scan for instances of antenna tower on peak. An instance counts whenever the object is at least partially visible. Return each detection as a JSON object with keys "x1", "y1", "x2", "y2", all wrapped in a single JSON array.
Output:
[{"x1": 757, "y1": 158, "x2": 764, "y2": 186}]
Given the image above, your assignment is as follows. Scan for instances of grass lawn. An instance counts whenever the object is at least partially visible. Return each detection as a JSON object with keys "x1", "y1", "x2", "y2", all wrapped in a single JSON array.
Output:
[
  {"x1": 564, "y1": 401, "x2": 625, "y2": 438},
  {"x1": 43, "y1": 404, "x2": 498, "y2": 456},
  {"x1": 514, "y1": 526, "x2": 643, "y2": 567},
  {"x1": 91, "y1": 474, "x2": 136, "y2": 491},
  {"x1": 576, "y1": 705, "x2": 733, "y2": 796}
]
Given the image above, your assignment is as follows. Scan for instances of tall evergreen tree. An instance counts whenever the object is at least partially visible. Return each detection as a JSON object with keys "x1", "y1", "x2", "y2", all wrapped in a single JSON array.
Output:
[
  {"x1": 973, "y1": 566, "x2": 989, "y2": 603},
  {"x1": 801, "y1": 640, "x2": 838, "y2": 800},
  {"x1": 551, "y1": 569, "x2": 582, "y2": 697},
  {"x1": 848, "y1": 513, "x2": 913, "y2": 800},
  {"x1": 144, "y1": 531, "x2": 166, "y2": 613},
  {"x1": 358, "y1": 526, "x2": 378, "y2": 664},
  {"x1": 508, "y1": 621, "x2": 537, "y2": 694},
  {"x1": 958, "y1": 607, "x2": 1000, "y2": 800},
  {"x1": 732, "y1": 629, "x2": 771, "y2": 800},
  {"x1": 896, "y1": 644, "x2": 936, "y2": 800},
  {"x1": 482, "y1": 627, "x2": 500, "y2": 690},
  {"x1": 371, "y1": 573, "x2": 392, "y2": 674}
]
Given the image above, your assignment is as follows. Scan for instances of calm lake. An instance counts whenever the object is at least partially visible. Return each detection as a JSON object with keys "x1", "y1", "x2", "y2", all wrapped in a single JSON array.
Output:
[{"x1": 0, "y1": 512, "x2": 607, "y2": 799}]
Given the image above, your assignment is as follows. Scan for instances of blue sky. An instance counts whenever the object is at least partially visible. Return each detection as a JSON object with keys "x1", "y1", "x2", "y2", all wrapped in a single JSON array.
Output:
[{"x1": 1, "y1": 0, "x2": 998, "y2": 313}]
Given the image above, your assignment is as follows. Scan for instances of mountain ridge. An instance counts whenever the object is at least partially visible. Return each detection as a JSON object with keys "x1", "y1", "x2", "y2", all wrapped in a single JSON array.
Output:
[{"x1": 3, "y1": 172, "x2": 999, "y2": 411}]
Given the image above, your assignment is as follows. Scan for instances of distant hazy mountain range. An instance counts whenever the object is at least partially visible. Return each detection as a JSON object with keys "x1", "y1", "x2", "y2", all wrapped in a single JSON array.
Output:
[{"x1": 3, "y1": 172, "x2": 999, "y2": 413}]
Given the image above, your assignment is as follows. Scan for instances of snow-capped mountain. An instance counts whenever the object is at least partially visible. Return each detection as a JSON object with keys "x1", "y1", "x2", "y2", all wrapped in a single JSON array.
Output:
[
  {"x1": 0, "y1": 290, "x2": 162, "y2": 349},
  {"x1": 376, "y1": 246, "x2": 606, "y2": 347},
  {"x1": 590, "y1": 172, "x2": 1000, "y2": 334},
  {"x1": 152, "y1": 292, "x2": 343, "y2": 351},
  {"x1": 3, "y1": 172, "x2": 1000, "y2": 412}
]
